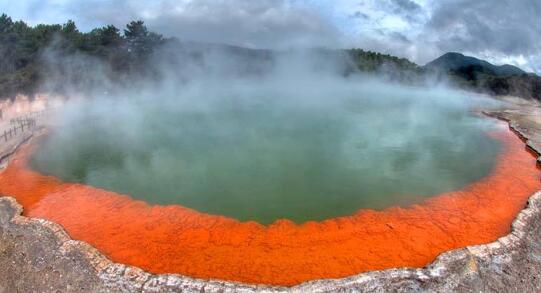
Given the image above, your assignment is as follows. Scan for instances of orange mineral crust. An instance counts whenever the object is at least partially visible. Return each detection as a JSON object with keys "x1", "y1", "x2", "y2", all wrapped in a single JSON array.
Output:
[{"x1": 0, "y1": 128, "x2": 539, "y2": 286}]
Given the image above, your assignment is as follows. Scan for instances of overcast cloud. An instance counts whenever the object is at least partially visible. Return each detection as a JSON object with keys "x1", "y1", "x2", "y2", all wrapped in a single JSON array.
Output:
[{"x1": 1, "y1": 0, "x2": 540, "y2": 73}]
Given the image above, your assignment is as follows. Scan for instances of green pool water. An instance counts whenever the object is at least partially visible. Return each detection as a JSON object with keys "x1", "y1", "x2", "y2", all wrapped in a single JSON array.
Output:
[{"x1": 30, "y1": 82, "x2": 501, "y2": 224}]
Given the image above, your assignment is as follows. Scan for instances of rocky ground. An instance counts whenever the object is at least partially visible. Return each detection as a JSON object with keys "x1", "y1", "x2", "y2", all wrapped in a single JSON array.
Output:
[
  {"x1": 483, "y1": 96, "x2": 541, "y2": 158},
  {"x1": 1, "y1": 97, "x2": 541, "y2": 292}
]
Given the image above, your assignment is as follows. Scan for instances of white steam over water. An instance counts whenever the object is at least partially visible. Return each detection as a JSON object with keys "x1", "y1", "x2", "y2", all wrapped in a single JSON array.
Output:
[{"x1": 31, "y1": 47, "x2": 503, "y2": 223}]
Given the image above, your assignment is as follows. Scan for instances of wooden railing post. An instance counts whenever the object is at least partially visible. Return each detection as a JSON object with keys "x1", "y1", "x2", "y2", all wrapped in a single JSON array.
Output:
[{"x1": 2, "y1": 111, "x2": 43, "y2": 143}]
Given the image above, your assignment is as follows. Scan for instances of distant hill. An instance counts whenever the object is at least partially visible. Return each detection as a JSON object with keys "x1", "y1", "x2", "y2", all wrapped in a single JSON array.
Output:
[
  {"x1": 424, "y1": 52, "x2": 526, "y2": 76},
  {"x1": 424, "y1": 52, "x2": 526, "y2": 77},
  {"x1": 424, "y1": 52, "x2": 541, "y2": 101},
  {"x1": 345, "y1": 48, "x2": 423, "y2": 83}
]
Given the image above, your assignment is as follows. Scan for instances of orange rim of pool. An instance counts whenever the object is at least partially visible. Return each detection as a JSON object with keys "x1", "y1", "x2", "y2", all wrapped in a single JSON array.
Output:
[{"x1": 0, "y1": 126, "x2": 539, "y2": 286}]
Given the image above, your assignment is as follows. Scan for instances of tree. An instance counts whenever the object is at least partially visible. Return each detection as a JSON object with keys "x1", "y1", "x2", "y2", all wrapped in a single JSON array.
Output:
[
  {"x1": 98, "y1": 25, "x2": 122, "y2": 46},
  {"x1": 86, "y1": 25, "x2": 122, "y2": 51},
  {"x1": 124, "y1": 20, "x2": 148, "y2": 39},
  {"x1": 0, "y1": 14, "x2": 13, "y2": 34},
  {"x1": 62, "y1": 20, "x2": 78, "y2": 34},
  {"x1": 123, "y1": 20, "x2": 163, "y2": 62}
]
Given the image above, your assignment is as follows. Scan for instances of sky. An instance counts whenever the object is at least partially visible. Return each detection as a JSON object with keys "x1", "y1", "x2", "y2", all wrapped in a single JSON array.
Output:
[{"x1": 2, "y1": 0, "x2": 541, "y2": 73}]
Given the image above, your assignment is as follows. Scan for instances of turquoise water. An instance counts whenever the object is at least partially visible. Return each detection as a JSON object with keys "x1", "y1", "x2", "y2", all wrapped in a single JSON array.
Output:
[{"x1": 30, "y1": 83, "x2": 501, "y2": 224}]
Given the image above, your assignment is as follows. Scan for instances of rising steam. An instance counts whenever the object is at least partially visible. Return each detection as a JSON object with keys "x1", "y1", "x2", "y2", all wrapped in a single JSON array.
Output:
[{"x1": 30, "y1": 44, "x2": 503, "y2": 223}]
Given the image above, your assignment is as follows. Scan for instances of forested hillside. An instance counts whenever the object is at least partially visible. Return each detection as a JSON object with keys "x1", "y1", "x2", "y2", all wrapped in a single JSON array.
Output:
[
  {"x1": 1, "y1": 13, "x2": 539, "y2": 101},
  {"x1": 425, "y1": 52, "x2": 541, "y2": 101},
  {"x1": 0, "y1": 14, "x2": 429, "y2": 100},
  {"x1": 0, "y1": 14, "x2": 164, "y2": 99}
]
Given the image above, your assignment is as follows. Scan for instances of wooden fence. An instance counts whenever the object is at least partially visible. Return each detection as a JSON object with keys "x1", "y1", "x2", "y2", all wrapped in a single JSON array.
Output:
[
  {"x1": 9, "y1": 110, "x2": 46, "y2": 125},
  {"x1": 1, "y1": 119, "x2": 37, "y2": 142}
]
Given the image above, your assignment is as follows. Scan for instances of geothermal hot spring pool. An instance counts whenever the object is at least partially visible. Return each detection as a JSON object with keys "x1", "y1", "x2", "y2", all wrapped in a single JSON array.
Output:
[
  {"x1": 31, "y1": 89, "x2": 501, "y2": 224},
  {"x1": 1, "y1": 81, "x2": 540, "y2": 286}
]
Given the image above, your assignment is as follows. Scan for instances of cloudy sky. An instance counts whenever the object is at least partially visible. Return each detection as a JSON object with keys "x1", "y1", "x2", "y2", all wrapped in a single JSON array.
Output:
[{"x1": 2, "y1": 0, "x2": 541, "y2": 73}]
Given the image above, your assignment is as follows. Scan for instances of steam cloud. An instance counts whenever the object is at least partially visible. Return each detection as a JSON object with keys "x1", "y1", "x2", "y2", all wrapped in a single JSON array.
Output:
[{"x1": 30, "y1": 43, "x2": 503, "y2": 223}]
